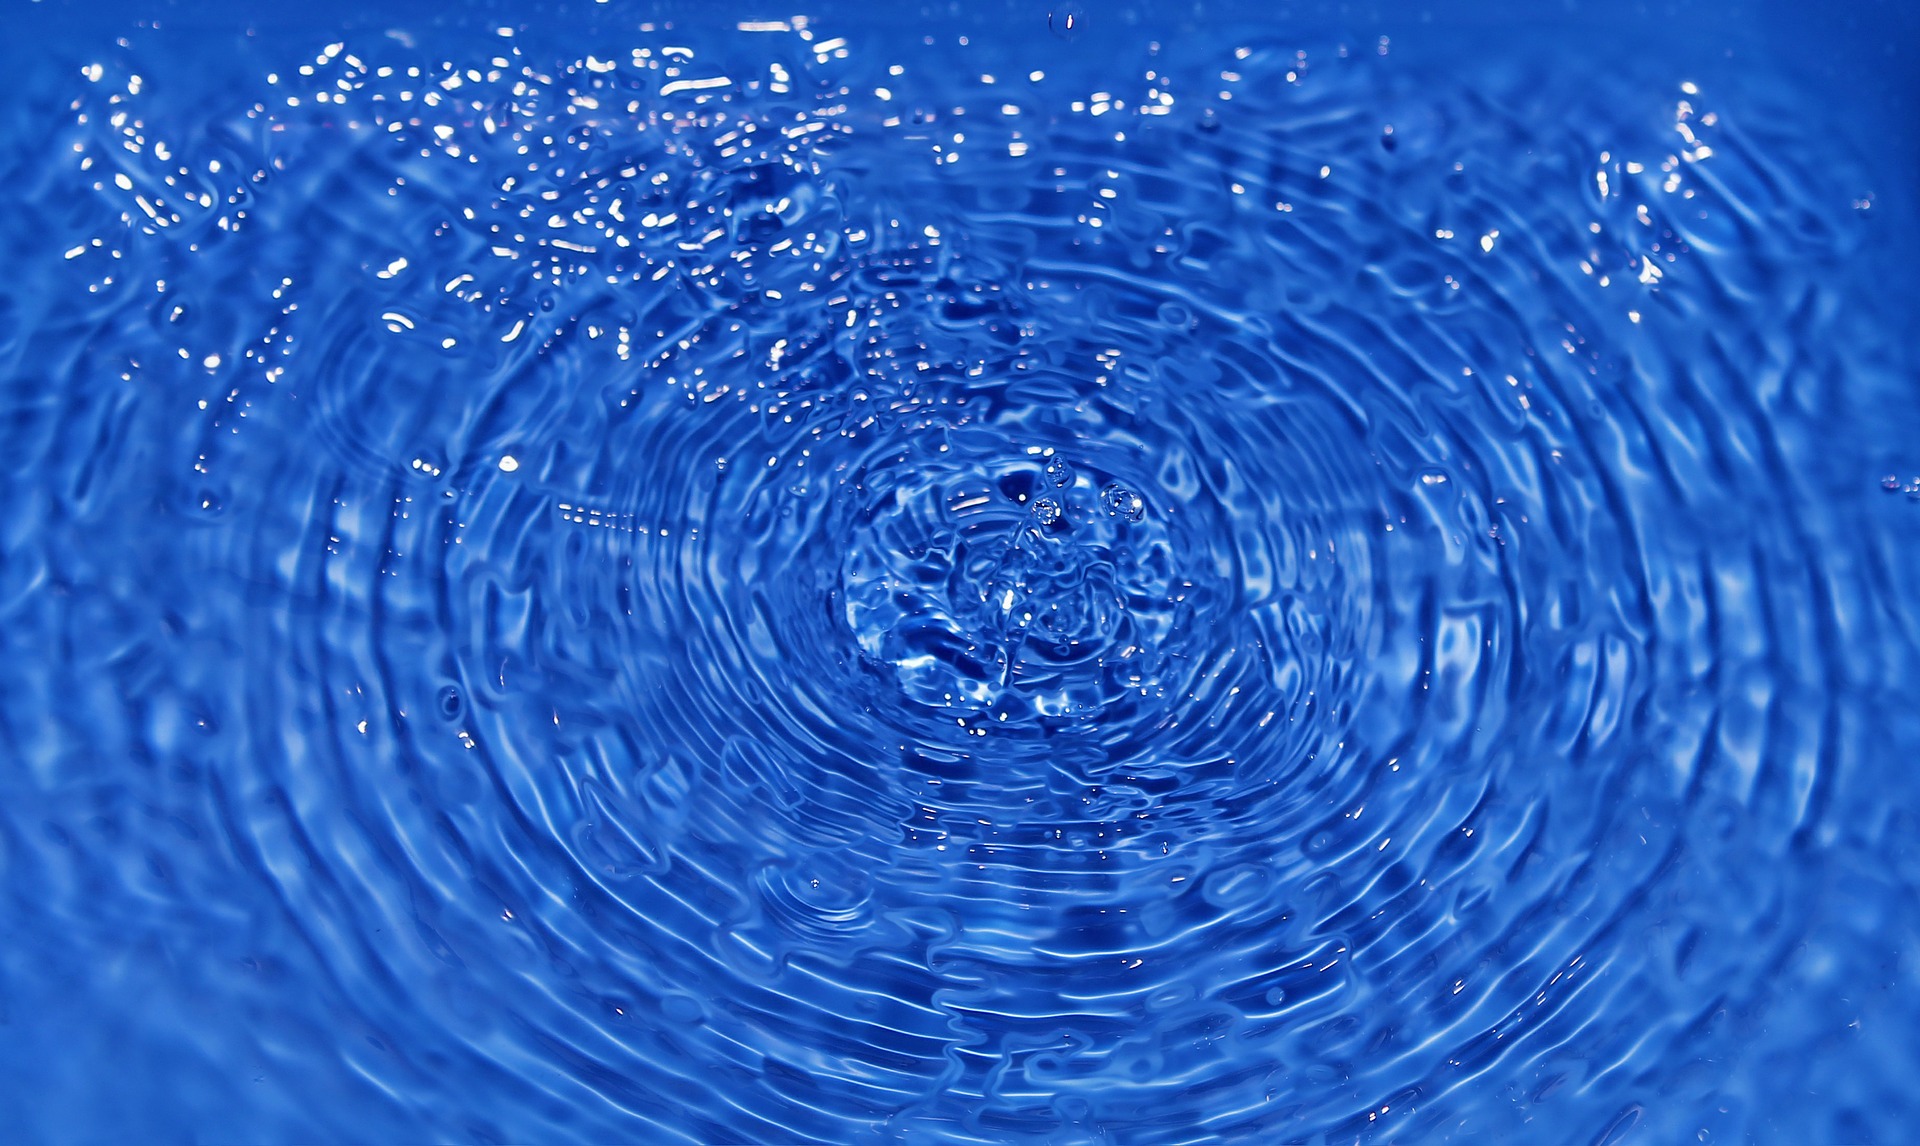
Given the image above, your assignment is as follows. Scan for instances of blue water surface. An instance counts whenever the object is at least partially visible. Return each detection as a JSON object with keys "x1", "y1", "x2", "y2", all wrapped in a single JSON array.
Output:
[{"x1": 3, "y1": 0, "x2": 1919, "y2": 1142}]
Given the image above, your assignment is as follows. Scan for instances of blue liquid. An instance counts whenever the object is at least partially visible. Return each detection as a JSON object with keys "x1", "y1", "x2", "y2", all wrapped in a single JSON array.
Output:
[{"x1": 3, "y1": 2, "x2": 1918, "y2": 1142}]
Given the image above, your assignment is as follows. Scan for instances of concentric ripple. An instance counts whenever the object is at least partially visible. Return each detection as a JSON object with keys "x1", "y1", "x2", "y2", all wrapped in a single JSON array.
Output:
[{"x1": 3, "y1": 6, "x2": 1919, "y2": 1144}]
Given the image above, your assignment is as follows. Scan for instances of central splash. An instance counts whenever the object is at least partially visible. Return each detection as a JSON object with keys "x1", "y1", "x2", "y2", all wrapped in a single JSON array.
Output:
[{"x1": 841, "y1": 443, "x2": 1180, "y2": 721}]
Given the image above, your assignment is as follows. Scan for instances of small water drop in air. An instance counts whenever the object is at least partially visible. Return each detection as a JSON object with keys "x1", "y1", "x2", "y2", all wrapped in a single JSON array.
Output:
[
  {"x1": 1032, "y1": 496, "x2": 1063, "y2": 525},
  {"x1": 1044, "y1": 454, "x2": 1074, "y2": 487}
]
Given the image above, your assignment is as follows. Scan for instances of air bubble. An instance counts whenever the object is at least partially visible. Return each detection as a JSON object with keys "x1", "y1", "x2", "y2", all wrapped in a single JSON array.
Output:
[
  {"x1": 1044, "y1": 455, "x2": 1074, "y2": 487},
  {"x1": 1032, "y1": 496, "x2": 1063, "y2": 525},
  {"x1": 1101, "y1": 483, "x2": 1145, "y2": 522}
]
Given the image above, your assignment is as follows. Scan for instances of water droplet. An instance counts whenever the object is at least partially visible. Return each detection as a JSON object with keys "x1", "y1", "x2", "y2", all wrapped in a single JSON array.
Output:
[
  {"x1": 1101, "y1": 483, "x2": 1146, "y2": 522},
  {"x1": 1883, "y1": 475, "x2": 1902, "y2": 491},
  {"x1": 1048, "y1": 4, "x2": 1085, "y2": 40},
  {"x1": 1032, "y1": 496, "x2": 1063, "y2": 525},
  {"x1": 1044, "y1": 454, "x2": 1074, "y2": 487},
  {"x1": 1198, "y1": 107, "x2": 1221, "y2": 133}
]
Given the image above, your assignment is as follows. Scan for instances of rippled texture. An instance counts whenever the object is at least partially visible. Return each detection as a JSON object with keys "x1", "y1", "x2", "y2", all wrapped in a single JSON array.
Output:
[{"x1": 4, "y1": 2, "x2": 1919, "y2": 1142}]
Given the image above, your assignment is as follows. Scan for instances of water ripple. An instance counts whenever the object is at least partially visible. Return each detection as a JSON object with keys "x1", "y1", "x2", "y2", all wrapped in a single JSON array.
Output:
[{"x1": 3, "y1": 8, "x2": 1919, "y2": 1144}]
